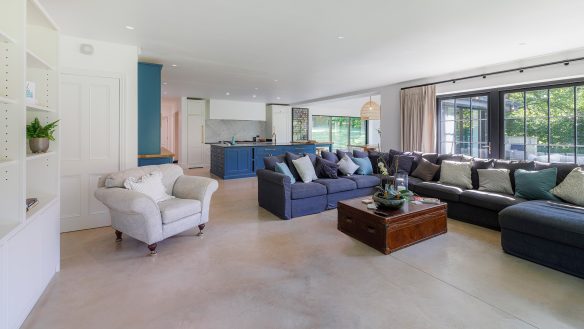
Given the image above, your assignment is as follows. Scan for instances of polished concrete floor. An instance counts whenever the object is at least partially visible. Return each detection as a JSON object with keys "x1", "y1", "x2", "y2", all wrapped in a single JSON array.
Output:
[{"x1": 22, "y1": 169, "x2": 584, "y2": 329}]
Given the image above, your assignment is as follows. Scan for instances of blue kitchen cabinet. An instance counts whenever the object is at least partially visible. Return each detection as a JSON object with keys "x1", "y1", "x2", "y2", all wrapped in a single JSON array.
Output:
[{"x1": 224, "y1": 147, "x2": 254, "y2": 179}]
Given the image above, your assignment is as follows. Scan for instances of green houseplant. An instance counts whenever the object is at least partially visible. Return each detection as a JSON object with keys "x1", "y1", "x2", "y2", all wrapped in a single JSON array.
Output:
[{"x1": 26, "y1": 118, "x2": 59, "y2": 153}]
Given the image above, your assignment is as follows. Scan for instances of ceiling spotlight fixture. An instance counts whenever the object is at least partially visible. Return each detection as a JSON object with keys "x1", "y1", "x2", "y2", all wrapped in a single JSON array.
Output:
[
  {"x1": 162, "y1": 82, "x2": 168, "y2": 85},
  {"x1": 125, "y1": 25, "x2": 135, "y2": 30},
  {"x1": 171, "y1": 64, "x2": 177, "y2": 67},
  {"x1": 337, "y1": 36, "x2": 345, "y2": 40},
  {"x1": 564, "y1": 62, "x2": 570, "y2": 66},
  {"x1": 273, "y1": 79, "x2": 279, "y2": 82},
  {"x1": 252, "y1": 94, "x2": 257, "y2": 98},
  {"x1": 276, "y1": 96, "x2": 281, "y2": 100},
  {"x1": 519, "y1": 69, "x2": 524, "y2": 73},
  {"x1": 482, "y1": 75, "x2": 487, "y2": 79},
  {"x1": 519, "y1": 42, "x2": 527, "y2": 46},
  {"x1": 452, "y1": 80, "x2": 456, "y2": 84},
  {"x1": 225, "y1": 92, "x2": 230, "y2": 96},
  {"x1": 254, "y1": 87, "x2": 259, "y2": 90}
]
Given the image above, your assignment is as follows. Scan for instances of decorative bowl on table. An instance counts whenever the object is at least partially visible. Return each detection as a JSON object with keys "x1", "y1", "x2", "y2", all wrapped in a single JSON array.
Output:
[{"x1": 373, "y1": 192, "x2": 406, "y2": 210}]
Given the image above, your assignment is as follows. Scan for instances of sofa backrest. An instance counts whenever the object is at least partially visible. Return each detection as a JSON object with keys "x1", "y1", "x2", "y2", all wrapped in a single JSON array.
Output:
[{"x1": 99, "y1": 164, "x2": 184, "y2": 195}]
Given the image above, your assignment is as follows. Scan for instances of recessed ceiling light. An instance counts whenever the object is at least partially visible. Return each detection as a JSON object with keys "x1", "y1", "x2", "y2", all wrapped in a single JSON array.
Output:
[
  {"x1": 337, "y1": 36, "x2": 345, "y2": 39},
  {"x1": 273, "y1": 79, "x2": 279, "y2": 82},
  {"x1": 125, "y1": 25, "x2": 135, "y2": 30},
  {"x1": 252, "y1": 94, "x2": 257, "y2": 98},
  {"x1": 162, "y1": 82, "x2": 168, "y2": 85},
  {"x1": 519, "y1": 42, "x2": 527, "y2": 46},
  {"x1": 276, "y1": 97, "x2": 281, "y2": 100},
  {"x1": 254, "y1": 87, "x2": 259, "y2": 90},
  {"x1": 225, "y1": 92, "x2": 230, "y2": 96},
  {"x1": 171, "y1": 64, "x2": 177, "y2": 67}
]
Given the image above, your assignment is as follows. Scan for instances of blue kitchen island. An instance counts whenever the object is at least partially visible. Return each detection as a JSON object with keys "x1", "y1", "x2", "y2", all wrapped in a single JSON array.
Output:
[{"x1": 210, "y1": 142, "x2": 330, "y2": 180}]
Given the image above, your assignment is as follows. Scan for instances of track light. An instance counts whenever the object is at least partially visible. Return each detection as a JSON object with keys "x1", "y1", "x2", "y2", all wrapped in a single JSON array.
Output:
[
  {"x1": 482, "y1": 75, "x2": 486, "y2": 79},
  {"x1": 519, "y1": 69, "x2": 524, "y2": 73},
  {"x1": 564, "y1": 62, "x2": 570, "y2": 66},
  {"x1": 452, "y1": 80, "x2": 456, "y2": 83}
]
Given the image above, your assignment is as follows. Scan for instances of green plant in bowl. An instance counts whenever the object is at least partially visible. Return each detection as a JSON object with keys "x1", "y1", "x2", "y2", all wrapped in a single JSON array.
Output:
[{"x1": 373, "y1": 185, "x2": 410, "y2": 210}]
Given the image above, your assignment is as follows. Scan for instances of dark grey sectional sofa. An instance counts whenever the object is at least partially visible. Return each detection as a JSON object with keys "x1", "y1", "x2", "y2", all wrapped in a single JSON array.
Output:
[{"x1": 257, "y1": 150, "x2": 584, "y2": 278}]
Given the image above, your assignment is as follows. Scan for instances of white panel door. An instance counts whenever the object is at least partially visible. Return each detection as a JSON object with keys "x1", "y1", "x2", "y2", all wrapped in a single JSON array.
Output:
[
  {"x1": 187, "y1": 99, "x2": 204, "y2": 167},
  {"x1": 161, "y1": 115, "x2": 170, "y2": 149},
  {"x1": 60, "y1": 73, "x2": 120, "y2": 232}
]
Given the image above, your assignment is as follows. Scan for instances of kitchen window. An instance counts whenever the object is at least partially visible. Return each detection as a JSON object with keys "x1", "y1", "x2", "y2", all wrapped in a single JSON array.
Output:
[{"x1": 312, "y1": 115, "x2": 368, "y2": 151}]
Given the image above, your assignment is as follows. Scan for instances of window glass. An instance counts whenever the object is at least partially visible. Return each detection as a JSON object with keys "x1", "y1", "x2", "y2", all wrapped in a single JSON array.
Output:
[
  {"x1": 438, "y1": 95, "x2": 488, "y2": 157},
  {"x1": 311, "y1": 115, "x2": 367, "y2": 151},
  {"x1": 312, "y1": 116, "x2": 331, "y2": 142}
]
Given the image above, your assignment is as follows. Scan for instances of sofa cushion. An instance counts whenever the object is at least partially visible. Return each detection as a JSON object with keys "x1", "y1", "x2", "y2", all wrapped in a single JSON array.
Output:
[
  {"x1": 158, "y1": 198, "x2": 201, "y2": 224},
  {"x1": 292, "y1": 155, "x2": 318, "y2": 183},
  {"x1": 290, "y1": 182, "x2": 327, "y2": 200},
  {"x1": 477, "y1": 168, "x2": 513, "y2": 195},
  {"x1": 336, "y1": 149, "x2": 353, "y2": 159},
  {"x1": 534, "y1": 161, "x2": 582, "y2": 185},
  {"x1": 338, "y1": 155, "x2": 360, "y2": 175},
  {"x1": 353, "y1": 150, "x2": 369, "y2": 158},
  {"x1": 407, "y1": 176, "x2": 424, "y2": 190},
  {"x1": 275, "y1": 162, "x2": 296, "y2": 184},
  {"x1": 414, "y1": 182, "x2": 465, "y2": 202},
  {"x1": 315, "y1": 157, "x2": 338, "y2": 179},
  {"x1": 104, "y1": 164, "x2": 183, "y2": 195},
  {"x1": 552, "y1": 167, "x2": 584, "y2": 206},
  {"x1": 494, "y1": 160, "x2": 535, "y2": 191},
  {"x1": 368, "y1": 151, "x2": 391, "y2": 174},
  {"x1": 321, "y1": 150, "x2": 339, "y2": 163},
  {"x1": 264, "y1": 154, "x2": 286, "y2": 171},
  {"x1": 439, "y1": 160, "x2": 473, "y2": 189},
  {"x1": 390, "y1": 155, "x2": 416, "y2": 175},
  {"x1": 285, "y1": 152, "x2": 302, "y2": 181},
  {"x1": 434, "y1": 154, "x2": 472, "y2": 181},
  {"x1": 514, "y1": 168, "x2": 560, "y2": 201},
  {"x1": 314, "y1": 178, "x2": 357, "y2": 194},
  {"x1": 460, "y1": 190, "x2": 525, "y2": 212},
  {"x1": 499, "y1": 200, "x2": 584, "y2": 249},
  {"x1": 352, "y1": 157, "x2": 374, "y2": 175},
  {"x1": 471, "y1": 159, "x2": 494, "y2": 189},
  {"x1": 344, "y1": 175, "x2": 381, "y2": 189},
  {"x1": 411, "y1": 157, "x2": 440, "y2": 181}
]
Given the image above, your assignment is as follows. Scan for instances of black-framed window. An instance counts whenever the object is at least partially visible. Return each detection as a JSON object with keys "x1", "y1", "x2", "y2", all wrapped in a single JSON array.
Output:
[
  {"x1": 502, "y1": 84, "x2": 584, "y2": 163},
  {"x1": 437, "y1": 95, "x2": 489, "y2": 158},
  {"x1": 312, "y1": 115, "x2": 368, "y2": 151}
]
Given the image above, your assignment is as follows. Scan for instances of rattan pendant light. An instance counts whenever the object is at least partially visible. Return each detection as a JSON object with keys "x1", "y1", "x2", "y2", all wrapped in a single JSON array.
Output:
[{"x1": 360, "y1": 96, "x2": 380, "y2": 120}]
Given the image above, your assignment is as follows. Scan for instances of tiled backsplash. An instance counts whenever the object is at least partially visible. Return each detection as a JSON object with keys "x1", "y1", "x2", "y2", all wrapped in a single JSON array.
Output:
[{"x1": 205, "y1": 119, "x2": 266, "y2": 143}]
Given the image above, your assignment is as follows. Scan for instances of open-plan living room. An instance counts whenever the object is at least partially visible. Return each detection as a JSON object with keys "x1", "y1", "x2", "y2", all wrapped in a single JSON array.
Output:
[{"x1": 1, "y1": 0, "x2": 584, "y2": 328}]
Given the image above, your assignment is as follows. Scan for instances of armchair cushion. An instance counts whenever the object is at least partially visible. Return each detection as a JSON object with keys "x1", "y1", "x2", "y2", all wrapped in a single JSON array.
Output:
[
  {"x1": 123, "y1": 171, "x2": 174, "y2": 203},
  {"x1": 102, "y1": 164, "x2": 183, "y2": 195},
  {"x1": 158, "y1": 199, "x2": 201, "y2": 224}
]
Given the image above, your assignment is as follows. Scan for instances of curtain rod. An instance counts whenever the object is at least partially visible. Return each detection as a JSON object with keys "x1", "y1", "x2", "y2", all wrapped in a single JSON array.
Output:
[{"x1": 401, "y1": 56, "x2": 584, "y2": 90}]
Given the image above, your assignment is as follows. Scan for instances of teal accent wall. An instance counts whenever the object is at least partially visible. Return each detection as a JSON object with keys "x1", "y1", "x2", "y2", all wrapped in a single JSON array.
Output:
[{"x1": 138, "y1": 62, "x2": 162, "y2": 155}]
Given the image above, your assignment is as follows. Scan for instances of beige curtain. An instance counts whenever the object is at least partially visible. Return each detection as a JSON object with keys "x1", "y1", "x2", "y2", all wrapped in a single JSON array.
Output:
[{"x1": 400, "y1": 85, "x2": 436, "y2": 153}]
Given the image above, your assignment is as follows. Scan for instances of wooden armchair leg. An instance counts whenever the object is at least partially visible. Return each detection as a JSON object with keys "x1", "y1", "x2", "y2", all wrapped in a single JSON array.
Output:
[
  {"x1": 147, "y1": 243, "x2": 158, "y2": 255},
  {"x1": 115, "y1": 230, "x2": 123, "y2": 242},
  {"x1": 197, "y1": 224, "x2": 205, "y2": 236}
]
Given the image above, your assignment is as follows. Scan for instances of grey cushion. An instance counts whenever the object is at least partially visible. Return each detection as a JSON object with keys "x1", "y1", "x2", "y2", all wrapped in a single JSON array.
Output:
[
  {"x1": 433, "y1": 154, "x2": 472, "y2": 181},
  {"x1": 414, "y1": 182, "x2": 465, "y2": 202},
  {"x1": 290, "y1": 182, "x2": 327, "y2": 200},
  {"x1": 344, "y1": 175, "x2": 381, "y2": 188},
  {"x1": 471, "y1": 159, "x2": 494, "y2": 189},
  {"x1": 534, "y1": 162, "x2": 582, "y2": 185},
  {"x1": 460, "y1": 190, "x2": 525, "y2": 212},
  {"x1": 411, "y1": 157, "x2": 440, "y2": 181},
  {"x1": 157, "y1": 198, "x2": 202, "y2": 224},
  {"x1": 390, "y1": 155, "x2": 416, "y2": 175},
  {"x1": 494, "y1": 160, "x2": 535, "y2": 191},
  {"x1": 264, "y1": 154, "x2": 285, "y2": 171},
  {"x1": 314, "y1": 178, "x2": 356, "y2": 194},
  {"x1": 499, "y1": 200, "x2": 584, "y2": 249},
  {"x1": 315, "y1": 157, "x2": 338, "y2": 179}
]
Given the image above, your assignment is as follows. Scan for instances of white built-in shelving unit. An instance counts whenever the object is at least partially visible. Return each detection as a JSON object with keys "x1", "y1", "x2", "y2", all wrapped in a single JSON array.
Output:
[{"x1": 0, "y1": 0, "x2": 60, "y2": 328}]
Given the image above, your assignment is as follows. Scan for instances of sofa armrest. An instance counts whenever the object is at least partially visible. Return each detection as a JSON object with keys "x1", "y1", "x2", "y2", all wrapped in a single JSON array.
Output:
[
  {"x1": 256, "y1": 169, "x2": 292, "y2": 219},
  {"x1": 172, "y1": 175, "x2": 219, "y2": 222},
  {"x1": 94, "y1": 187, "x2": 163, "y2": 244}
]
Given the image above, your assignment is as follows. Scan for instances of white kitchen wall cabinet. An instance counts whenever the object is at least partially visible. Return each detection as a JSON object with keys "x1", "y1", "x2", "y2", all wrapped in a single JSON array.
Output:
[
  {"x1": 266, "y1": 105, "x2": 292, "y2": 144},
  {"x1": 208, "y1": 99, "x2": 265, "y2": 121},
  {"x1": 0, "y1": 0, "x2": 60, "y2": 328}
]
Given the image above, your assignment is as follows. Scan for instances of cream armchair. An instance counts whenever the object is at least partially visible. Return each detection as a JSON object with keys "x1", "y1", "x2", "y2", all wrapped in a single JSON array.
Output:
[{"x1": 95, "y1": 164, "x2": 218, "y2": 255}]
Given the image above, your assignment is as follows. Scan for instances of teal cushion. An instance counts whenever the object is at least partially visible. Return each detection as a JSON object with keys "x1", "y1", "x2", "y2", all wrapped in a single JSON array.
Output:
[
  {"x1": 352, "y1": 157, "x2": 373, "y2": 175},
  {"x1": 514, "y1": 168, "x2": 560, "y2": 201},
  {"x1": 275, "y1": 162, "x2": 296, "y2": 184}
]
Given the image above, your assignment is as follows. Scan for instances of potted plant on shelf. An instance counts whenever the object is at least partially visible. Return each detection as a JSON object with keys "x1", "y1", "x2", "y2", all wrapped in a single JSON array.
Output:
[{"x1": 26, "y1": 117, "x2": 59, "y2": 153}]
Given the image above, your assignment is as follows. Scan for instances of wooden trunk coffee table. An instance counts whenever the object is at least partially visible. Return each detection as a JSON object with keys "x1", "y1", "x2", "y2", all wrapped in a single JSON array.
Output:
[{"x1": 337, "y1": 198, "x2": 447, "y2": 254}]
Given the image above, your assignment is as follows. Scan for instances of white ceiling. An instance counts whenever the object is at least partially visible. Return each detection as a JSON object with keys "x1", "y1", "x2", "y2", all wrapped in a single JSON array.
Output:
[{"x1": 41, "y1": 0, "x2": 584, "y2": 104}]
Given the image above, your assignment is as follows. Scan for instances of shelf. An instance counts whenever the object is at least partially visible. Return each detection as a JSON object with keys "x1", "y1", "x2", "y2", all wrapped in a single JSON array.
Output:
[
  {"x1": 27, "y1": 0, "x2": 59, "y2": 31},
  {"x1": 26, "y1": 103, "x2": 56, "y2": 113},
  {"x1": 26, "y1": 193, "x2": 57, "y2": 220},
  {"x1": 0, "y1": 30, "x2": 16, "y2": 44},
  {"x1": 26, "y1": 151, "x2": 56, "y2": 161},
  {"x1": 0, "y1": 96, "x2": 17, "y2": 104},
  {"x1": 0, "y1": 159, "x2": 18, "y2": 168},
  {"x1": 26, "y1": 49, "x2": 55, "y2": 70}
]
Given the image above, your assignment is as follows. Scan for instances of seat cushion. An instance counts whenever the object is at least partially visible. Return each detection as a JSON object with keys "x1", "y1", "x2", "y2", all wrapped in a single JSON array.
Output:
[
  {"x1": 414, "y1": 182, "x2": 465, "y2": 202},
  {"x1": 314, "y1": 178, "x2": 356, "y2": 194},
  {"x1": 344, "y1": 175, "x2": 381, "y2": 188},
  {"x1": 158, "y1": 198, "x2": 201, "y2": 224},
  {"x1": 460, "y1": 190, "x2": 525, "y2": 212},
  {"x1": 290, "y1": 182, "x2": 327, "y2": 200},
  {"x1": 499, "y1": 200, "x2": 584, "y2": 249}
]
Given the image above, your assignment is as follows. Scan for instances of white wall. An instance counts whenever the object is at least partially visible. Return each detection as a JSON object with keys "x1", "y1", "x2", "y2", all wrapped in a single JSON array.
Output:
[
  {"x1": 59, "y1": 35, "x2": 139, "y2": 169},
  {"x1": 208, "y1": 99, "x2": 265, "y2": 121},
  {"x1": 380, "y1": 48, "x2": 584, "y2": 152}
]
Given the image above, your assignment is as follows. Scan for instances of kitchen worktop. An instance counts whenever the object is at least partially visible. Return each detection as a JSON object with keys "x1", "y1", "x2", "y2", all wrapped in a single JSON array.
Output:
[{"x1": 209, "y1": 142, "x2": 330, "y2": 148}]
